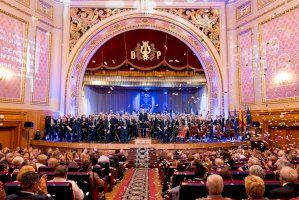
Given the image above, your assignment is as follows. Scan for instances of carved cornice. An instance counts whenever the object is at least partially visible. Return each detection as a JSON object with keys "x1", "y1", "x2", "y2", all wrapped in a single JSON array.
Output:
[
  {"x1": 69, "y1": 8, "x2": 220, "y2": 53},
  {"x1": 157, "y1": 8, "x2": 220, "y2": 52},
  {"x1": 70, "y1": 8, "x2": 132, "y2": 52}
]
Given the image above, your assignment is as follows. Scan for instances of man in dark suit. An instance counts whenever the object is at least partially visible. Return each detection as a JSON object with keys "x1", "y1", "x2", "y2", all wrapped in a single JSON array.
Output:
[
  {"x1": 270, "y1": 166, "x2": 299, "y2": 199},
  {"x1": 6, "y1": 171, "x2": 53, "y2": 200},
  {"x1": 139, "y1": 109, "x2": 149, "y2": 138}
]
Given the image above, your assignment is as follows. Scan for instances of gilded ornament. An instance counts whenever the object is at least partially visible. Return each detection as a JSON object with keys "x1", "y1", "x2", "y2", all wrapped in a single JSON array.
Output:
[{"x1": 158, "y1": 8, "x2": 220, "y2": 52}]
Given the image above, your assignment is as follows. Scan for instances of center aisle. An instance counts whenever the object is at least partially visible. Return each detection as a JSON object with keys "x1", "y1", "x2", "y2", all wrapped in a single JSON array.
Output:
[{"x1": 108, "y1": 148, "x2": 162, "y2": 200}]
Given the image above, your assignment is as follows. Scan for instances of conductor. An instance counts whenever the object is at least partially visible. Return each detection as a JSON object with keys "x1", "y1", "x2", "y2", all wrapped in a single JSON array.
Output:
[{"x1": 139, "y1": 108, "x2": 149, "y2": 138}]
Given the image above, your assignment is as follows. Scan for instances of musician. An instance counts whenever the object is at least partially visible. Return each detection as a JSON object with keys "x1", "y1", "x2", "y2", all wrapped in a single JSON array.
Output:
[{"x1": 139, "y1": 108, "x2": 149, "y2": 138}]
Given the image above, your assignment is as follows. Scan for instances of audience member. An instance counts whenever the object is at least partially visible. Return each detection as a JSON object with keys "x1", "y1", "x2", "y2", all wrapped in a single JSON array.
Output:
[
  {"x1": 197, "y1": 174, "x2": 231, "y2": 199},
  {"x1": 6, "y1": 171, "x2": 53, "y2": 200},
  {"x1": 48, "y1": 165, "x2": 84, "y2": 200},
  {"x1": 270, "y1": 166, "x2": 299, "y2": 199},
  {"x1": 249, "y1": 165, "x2": 266, "y2": 180},
  {"x1": 245, "y1": 175, "x2": 265, "y2": 199}
]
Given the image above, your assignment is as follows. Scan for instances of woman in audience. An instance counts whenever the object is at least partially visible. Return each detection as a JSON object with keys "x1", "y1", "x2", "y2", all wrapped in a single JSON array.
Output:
[
  {"x1": 245, "y1": 175, "x2": 266, "y2": 199},
  {"x1": 249, "y1": 165, "x2": 266, "y2": 180},
  {"x1": 79, "y1": 160, "x2": 105, "y2": 200}
]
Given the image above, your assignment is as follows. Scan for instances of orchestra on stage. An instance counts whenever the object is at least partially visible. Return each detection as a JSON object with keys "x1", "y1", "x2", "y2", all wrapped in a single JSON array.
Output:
[{"x1": 44, "y1": 111, "x2": 244, "y2": 143}]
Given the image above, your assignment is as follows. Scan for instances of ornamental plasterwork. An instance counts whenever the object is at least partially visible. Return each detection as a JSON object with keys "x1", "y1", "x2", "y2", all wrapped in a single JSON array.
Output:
[
  {"x1": 70, "y1": 8, "x2": 220, "y2": 53},
  {"x1": 257, "y1": 0, "x2": 276, "y2": 9},
  {"x1": 70, "y1": 8, "x2": 132, "y2": 52},
  {"x1": 157, "y1": 8, "x2": 220, "y2": 52},
  {"x1": 236, "y1": 1, "x2": 251, "y2": 20}
]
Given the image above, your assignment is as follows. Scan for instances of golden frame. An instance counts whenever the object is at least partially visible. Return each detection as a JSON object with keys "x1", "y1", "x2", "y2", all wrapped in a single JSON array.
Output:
[
  {"x1": 35, "y1": 0, "x2": 53, "y2": 20},
  {"x1": 0, "y1": 9, "x2": 28, "y2": 104},
  {"x1": 31, "y1": 27, "x2": 52, "y2": 105},
  {"x1": 237, "y1": 28, "x2": 255, "y2": 106},
  {"x1": 236, "y1": 1, "x2": 252, "y2": 20},
  {"x1": 257, "y1": 0, "x2": 276, "y2": 10},
  {"x1": 258, "y1": 5, "x2": 299, "y2": 104}
]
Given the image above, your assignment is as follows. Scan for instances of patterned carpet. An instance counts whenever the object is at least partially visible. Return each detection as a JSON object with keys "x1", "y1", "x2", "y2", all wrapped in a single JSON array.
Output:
[
  {"x1": 107, "y1": 148, "x2": 163, "y2": 200},
  {"x1": 122, "y1": 168, "x2": 149, "y2": 200}
]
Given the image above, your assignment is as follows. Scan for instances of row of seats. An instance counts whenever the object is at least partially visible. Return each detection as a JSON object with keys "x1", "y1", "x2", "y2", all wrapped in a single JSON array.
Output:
[
  {"x1": 4, "y1": 182, "x2": 74, "y2": 200},
  {"x1": 179, "y1": 180, "x2": 299, "y2": 200},
  {"x1": 171, "y1": 170, "x2": 276, "y2": 188}
]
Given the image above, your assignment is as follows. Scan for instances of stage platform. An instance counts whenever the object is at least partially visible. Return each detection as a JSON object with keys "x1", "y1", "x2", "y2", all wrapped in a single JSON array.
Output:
[{"x1": 30, "y1": 139, "x2": 248, "y2": 150}]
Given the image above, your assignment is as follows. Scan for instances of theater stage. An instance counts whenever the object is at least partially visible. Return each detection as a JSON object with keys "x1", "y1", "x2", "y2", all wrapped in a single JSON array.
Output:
[{"x1": 30, "y1": 138, "x2": 248, "y2": 150}]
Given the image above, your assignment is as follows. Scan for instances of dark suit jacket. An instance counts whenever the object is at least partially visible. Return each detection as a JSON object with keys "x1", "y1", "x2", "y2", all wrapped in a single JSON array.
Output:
[
  {"x1": 269, "y1": 182, "x2": 299, "y2": 199},
  {"x1": 6, "y1": 192, "x2": 54, "y2": 200}
]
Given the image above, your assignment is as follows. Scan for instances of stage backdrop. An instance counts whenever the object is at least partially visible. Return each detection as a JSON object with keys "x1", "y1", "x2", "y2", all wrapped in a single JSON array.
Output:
[{"x1": 82, "y1": 86, "x2": 208, "y2": 115}]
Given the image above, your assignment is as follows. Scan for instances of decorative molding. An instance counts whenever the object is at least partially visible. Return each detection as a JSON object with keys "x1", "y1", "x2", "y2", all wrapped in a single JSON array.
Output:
[
  {"x1": 36, "y1": 0, "x2": 53, "y2": 19},
  {"x1": 0, "y1": 9, "x2": 28, "y2": 103},
  {"x1": 236, "y1": 1, "x2": 251, "y2": 20},
  {"x1": 65, "y1": 13, "x2": 223, "y2": 116},
  {"x1": 14, "y1": 0, "x2": 30, "y2": 7},
  {"x1": 69, "y1": 8, "x2": 132, "y2": 52},
  {"x1": 257, "y1": 0, "x2": 276, "y2": 9},
  {"x1": 237, "y1": 28, "x2": 255, "y2": 105},
  {"x1": 259, "y1": 5, "x2": 299, "y2": 104},
  {"x1": 31, "y1": 27, "x2": 52, "y2": 105},
  {"x1": 157, "y1": 8, "x2": 220, "y2": 53}
]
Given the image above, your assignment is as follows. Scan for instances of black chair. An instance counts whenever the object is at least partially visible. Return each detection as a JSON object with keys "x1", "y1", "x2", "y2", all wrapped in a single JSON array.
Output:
[
  {"x1": 4, "y1": 182, "x2": 74, "y2": 200},
  {"x1": 68, "y1": 166, "x2": 80, "y2": 172},
  {"x1": 231, "y1": 171, "x2": 248, "y2": 180},
  {"x1": 222, "y1": 180, "x2": 246, "y2": 199},
  {"x1": 0, "y1": 172, "x2": 11, "y2": 183},
  {"x1": 92, "y1": 166, "x2": 105, "y2": 178},
  {"x1": 39, "y1": 172, "x2": 54, "y2": 181},
  {"x1": 47, "y1": 182, "x2": 74, "y2": 200},
  {"x1": 67, "y1": 172, "x2": 91, "y2": 200},
  {"x1": 172, "y1": 171, "x2": 196, "y2": 188},
  {"x1": 38, "y1": 166, "x2": 55, "y2": 173},
  {"x1": 4, "y1": 182, "x2": 21, "y2": 196},
  {"x1": 179, "y1": 181, "x2": 207, "y2": 200}
]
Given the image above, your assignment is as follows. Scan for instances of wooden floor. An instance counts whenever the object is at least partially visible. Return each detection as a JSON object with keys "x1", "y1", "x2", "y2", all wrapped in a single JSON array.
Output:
[{"x1": 30, "y1": 139, "x2": 248, "y2": 150}]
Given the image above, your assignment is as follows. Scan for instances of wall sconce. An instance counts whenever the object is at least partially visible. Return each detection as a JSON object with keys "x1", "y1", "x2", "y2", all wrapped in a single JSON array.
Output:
[
  {"x1": 0, "y1": 69, "x2": 12, "y2": 81},
  {"x1": 0, "y1": 115, "x2": 4, "y2": 121}
]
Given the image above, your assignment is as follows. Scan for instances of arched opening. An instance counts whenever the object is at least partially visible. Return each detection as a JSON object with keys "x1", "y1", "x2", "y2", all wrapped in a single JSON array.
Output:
[
  {"x1": 64, "y1": 10, "x2": 224, "y2": 117},
  {"x1": 82, "y1": 29, "x2": 208, "y2": 115}
]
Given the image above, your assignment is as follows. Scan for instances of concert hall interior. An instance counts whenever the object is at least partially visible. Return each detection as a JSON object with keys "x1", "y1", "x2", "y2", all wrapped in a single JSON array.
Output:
[{"x1": 0, "y1": 0, "x2": 298, "y2": 199}]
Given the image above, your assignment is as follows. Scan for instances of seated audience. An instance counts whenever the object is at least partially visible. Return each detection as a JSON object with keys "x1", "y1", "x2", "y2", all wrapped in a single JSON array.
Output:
[
  {"x1": 270, "y1": 166, "x2": 299, "y2": 199},
  {"x1": 245, "y1": 175, "x2": 265, "y2": 199},
  {"x1": 48, "y1": 165, "x2": 84, "y2": 200},
  {"x1": 16, "y1": 165, "x2": 36, "y2": 182},
  {"x1": 6, "y1": 171, "x2": 53, "y2": 200},
  {"x1": 47, "y1": 158, "x2": 59, "y2": 169}
]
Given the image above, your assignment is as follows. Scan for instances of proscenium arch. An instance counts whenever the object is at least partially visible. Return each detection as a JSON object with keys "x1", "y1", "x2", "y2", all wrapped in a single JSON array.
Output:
[{"x1": 65, "y1": 10, "x2": 224, "y2": 117}]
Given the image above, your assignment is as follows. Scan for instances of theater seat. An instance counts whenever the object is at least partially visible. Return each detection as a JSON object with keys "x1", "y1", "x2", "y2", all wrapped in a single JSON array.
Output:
[
  {"x1": 0, "y1": 172, "x2": 11, "y2": 183},
  {"x1": 39, "y1": 172, "x2": 55, "y2": 181},
  {"x1": 172, "y1": 171, "x2": 196, "y2": 188},
  {"x1": 67, "y1": 172, "x2": 91, "y2": 200},
  {"x1": 179, "y1": 181, "x2": 207, "y2": 200},
  {"x1": 47, "y1": 182, "x2": 74, "y2": 200},
  {"x1": 4, "y1": 182, "x2": 74, "y2": 200},
  {"x1": 38, "y1": 166, "x2": 55, "y2": 173},
  {"x1": 4, "y1": 182, "x2": 21, "y2": 196}
]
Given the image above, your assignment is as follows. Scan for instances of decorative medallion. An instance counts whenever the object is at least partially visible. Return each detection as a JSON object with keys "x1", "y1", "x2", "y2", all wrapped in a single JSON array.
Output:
[{"x1": 131, "y1": 41, "x2": 161, "y2": 61}]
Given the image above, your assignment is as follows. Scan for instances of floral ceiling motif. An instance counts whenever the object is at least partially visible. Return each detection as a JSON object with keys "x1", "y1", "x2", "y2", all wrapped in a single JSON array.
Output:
[
  {"x1": 70, "y1": 8, "x2": 132, "y2": 52},
  {"x1": 157, "y1": 8, "x2": 220, "y2": 52},
  {"x1": 69, "y1": 8, "x2": 220, "y2": 53}
]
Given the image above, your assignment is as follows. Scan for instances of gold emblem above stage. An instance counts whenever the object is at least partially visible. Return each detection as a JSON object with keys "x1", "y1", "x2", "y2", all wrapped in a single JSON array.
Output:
[{"x1": 131, "y1": 41, "x2": 161, "y2": 61}]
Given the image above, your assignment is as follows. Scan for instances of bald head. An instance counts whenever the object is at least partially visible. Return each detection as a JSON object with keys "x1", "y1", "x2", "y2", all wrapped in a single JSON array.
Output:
[
  {"x1": 206, "y1": 174, "x2": 224, "y2": 195},
  {"x1": 280, "y1": 166, "x2": 298, "y2": 183}
]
